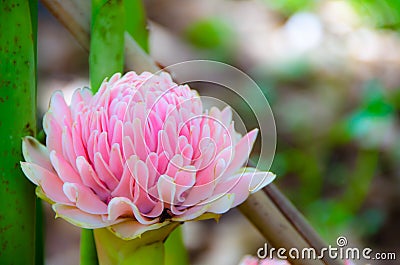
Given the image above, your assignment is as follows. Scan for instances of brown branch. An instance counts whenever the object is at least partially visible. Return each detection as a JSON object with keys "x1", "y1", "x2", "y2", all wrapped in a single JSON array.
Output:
[{"x1": 241, "y1": 188, "x2": 344, "y2": 265}]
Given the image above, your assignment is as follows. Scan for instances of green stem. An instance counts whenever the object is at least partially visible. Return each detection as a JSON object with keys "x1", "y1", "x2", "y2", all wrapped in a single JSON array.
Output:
[
  {"x1": 40, "y1": 0, "x2": 159, "y2": 72},
  {"x1": 121, "y1": 241, "x2": 164, "y2": 265},
  {"x1": 124, "y1": 0, "x2": 149, "y2": 52},
  {"x1": 164, "y1": 226, "x2": 189, "y2": 265},
  {"x1": 94, "y1": 224, "x2": 179, "y2": 265},
  {"x1": 0, "y1": 1, "x2": 37, "y2": 264},
  {"x1": 90, "y1": 0, "x2": 125, "y2": 90},
  {"x1": 35, "y1": 198, "x2": 44, "y2": 265},
  {"x1": 80, "y1": 229, "x2": 99, "y2": 265}
]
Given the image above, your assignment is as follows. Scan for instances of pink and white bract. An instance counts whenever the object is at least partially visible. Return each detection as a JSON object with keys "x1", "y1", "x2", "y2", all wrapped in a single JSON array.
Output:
[
  {"x1": 21, "y1": 71, "x2": 275, "y2": 239},
  {"x1": 239, "y1": 256, "x2": 290, "y2": 265}
]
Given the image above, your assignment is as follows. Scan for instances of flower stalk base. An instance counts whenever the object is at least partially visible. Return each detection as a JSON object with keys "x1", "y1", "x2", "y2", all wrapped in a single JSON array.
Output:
[{"x1": 94, "y1": 223, "x2": 180, "y2": 265}]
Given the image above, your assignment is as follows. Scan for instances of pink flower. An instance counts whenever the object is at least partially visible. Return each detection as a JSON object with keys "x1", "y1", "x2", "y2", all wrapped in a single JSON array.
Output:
[
  {"x1": 238, "y1": 256, "x2": 290, "y2": 265},
  {"x1": 21, "y1": 71, "x2": 275, "y2": 239}
]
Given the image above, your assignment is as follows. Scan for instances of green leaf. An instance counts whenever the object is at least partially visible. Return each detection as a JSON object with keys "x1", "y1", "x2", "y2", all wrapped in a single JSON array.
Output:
[
  {"x1": 124, "y1": 0, "x2": 149, "y2": 52},
  {"x1": 0, "y1": 1, "x2": 37, "y2": 264},
  {"x1": 90, "y1": 0, "x2": 125, "y2": 91}
]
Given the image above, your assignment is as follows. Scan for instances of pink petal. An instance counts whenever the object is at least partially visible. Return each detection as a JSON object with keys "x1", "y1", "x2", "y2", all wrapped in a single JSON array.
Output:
[
  {"x1": 107, "y1": 197, "x2": 157, "y2": 225},
  {"x1": 48, "y1": 91, "x2": 72, "y2": 126},
  {"x1": 20, "y1": 162, "x2": 69, "y2": 203},
  {"x1": 50, "y1": 151, "x2": 82, "y2": 183},
  {"x1": 128, "y1": 159, "x2": 158, "y2": 214},
  {"x1": 109, "y1": 143, "x2": 124, "y2": 179},
  {"x1": 97, "y1": 132, "x2": 110, "y2": 162},
  {"x1": 157, "y1": 174, "x2": 175, "y2": 205},
  {"x1": 109, "y1": 220, "x2": 170, "y2": 240},
  {"x1": 133, "y1": 118, "x2": 148, "y2": 160},
  {"x1": 165, "y1": 154, "x2": 183, "y2": 178},
  {"x1": 238, "y1": 256, "x2": 259, "y2": 265},
  {"x1": 70, "y1": 88, "x2": 92, "y2": 117},
  {"x1": 76, "y1": 156, "x2": 109, "y2": 200},
  {"x1": 195, "y1": 146, "x2": 232, "y2": 186},
  {"x1": 71, "y1": 121, "x2": 87, "y2": 160},
  {"x1": 63, "y1": 183, "x2": 107, "y2": 214},
  {"x1": 172, "y1": 204, "x2": 207, "y2": 222},
  {"x1": 122, "y1": 136, "x2": 134, "y2": 161},
  {"x1": 174, "y1": 167, "x2": 196, "y2": 202},
  {"x1": 22, "y1": 136, "x2": 52, "y2": 170},
  {"x1": 204, "y1": 193, "x2": 235, "y2": 214},
  {"x1": 214, "y1": 170, "x2": 275, "y2": 207},
  {"x1": 94, "y1": 152, "x2": 118, "y2": 190},
  {"x1": 62, "y1": 126, "x2": 77, "y2": 168},
  {"x1": 181, "y1": 181, "x2": 215, "y2": 207},
  {"x1": 53, "y1": 204, "x2": 107, "y2": 229},
  {"x1": 111, "y1": 163, "x2": 134, "y2": 199},
  {"x1": 43, "y1": 112, "x2": 63, "y2": 154},
  {"x1": 145, "y1": 152, "x2": 159, "y2": 187},
  {"x1": 224, "y1": 129, "x2": 258, "y2": 177}
]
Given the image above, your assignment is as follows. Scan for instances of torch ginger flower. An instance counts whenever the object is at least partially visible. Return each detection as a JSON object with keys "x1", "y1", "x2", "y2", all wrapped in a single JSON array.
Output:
[{"x1": 21, "y1": 71, "x2": 275, "y2": 239}]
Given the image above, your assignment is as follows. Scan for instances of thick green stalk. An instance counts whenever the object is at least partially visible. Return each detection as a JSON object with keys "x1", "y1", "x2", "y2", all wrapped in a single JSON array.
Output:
[
  {"x1": 80, "y1": 229, "x2": 99, "y2": 265},
  {"x1": 124, "y1": 0, "x2": 149, "y2": 52},
  {"x1": 90, "y1": 0, "x2": 125, "y2": 90},
  {"x1": 0, "y1": 1, "x2": 37, "y2": 264},
  {"x1": 94, "y1": 224, "x2": 179, "y2": 265},
  {"x1": 164, "y1": 226, "x2": 189, "y2": 265},
  {"x1": 35, "y1": 198, "x2": 44, "y2": 265},
  {"x1": 28, "y1": 2, "x2": 44, "y2": 264}
]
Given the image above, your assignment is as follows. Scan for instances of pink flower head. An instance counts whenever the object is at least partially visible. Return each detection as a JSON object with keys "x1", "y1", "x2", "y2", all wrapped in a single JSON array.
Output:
[
  {"x1": 21, "y1": 71, "x2": 275, "y2": 239},
  {"x1": 239, "y1": 256, "x2": 290, "y2": 265}
]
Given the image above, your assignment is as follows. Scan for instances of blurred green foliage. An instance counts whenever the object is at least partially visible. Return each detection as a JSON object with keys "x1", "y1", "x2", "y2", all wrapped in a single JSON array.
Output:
[
  {"x1": 350, "y1": 0, "x2": 400, "y2": 30},
  {"x1": 184, "y1": 18, "x2": 234, "y2": 60},
  {"x1": 262, "y1": 0, "x2": 317, "y2": 15},
  {"x1": 255, "y1": 58, "x2": 396, "y2": 241},
  {"x1": 264, "y1": 0, "x2": 400, "y2": 31}
]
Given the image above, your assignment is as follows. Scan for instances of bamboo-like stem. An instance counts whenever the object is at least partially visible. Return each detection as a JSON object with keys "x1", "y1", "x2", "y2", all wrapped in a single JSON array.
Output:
[
  {"x1": 0, "y1": 1, "x2": 37, "y2": 264},
  {"x1": 40, "y1": 0, "x2": 159, "y2": 72},
  {"x1": 80, "y1": 229, "x2": 99, "y2": 265}
]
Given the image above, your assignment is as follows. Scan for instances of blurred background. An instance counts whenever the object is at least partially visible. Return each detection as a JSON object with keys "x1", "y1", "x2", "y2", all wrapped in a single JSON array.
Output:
[{"x1": 37, "y1": 0, "x2": 400, "y2": 264}]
